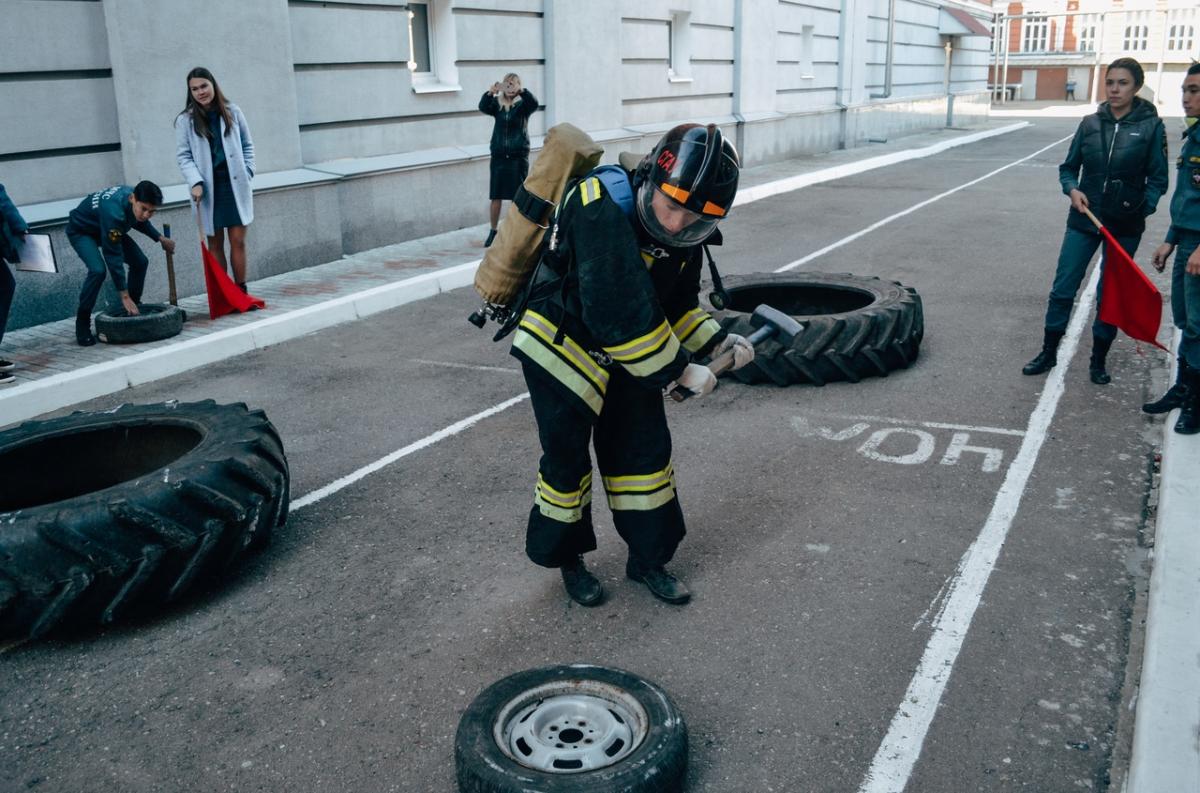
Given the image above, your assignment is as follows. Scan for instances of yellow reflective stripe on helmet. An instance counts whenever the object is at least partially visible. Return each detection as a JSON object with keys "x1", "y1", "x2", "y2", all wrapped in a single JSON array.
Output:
[
  {"x1": 604, "y1": 464, "x2": 677, "y2": 512},
  {"x1": 681, "y1": 317, "x2": 721, "y2": 354},
  {"x1": 603, "y1": 320, "x2": 672, "y2": 362},
  {"x1": 520, "y1": 310, "x2": 610, "y2": 391},
  {"x1": 513, "y1": 329, "x2": 605, "y2": 415},
  {"x1": 536, "y1": 472, "x2": 593, "y2": 522},
  {"x1": 579, "y1": 177, "x2": 601, "y2": 206}
]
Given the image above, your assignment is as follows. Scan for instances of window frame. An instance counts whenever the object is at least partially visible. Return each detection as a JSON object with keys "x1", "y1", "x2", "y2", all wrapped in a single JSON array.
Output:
[{"x1": 407, "y1": 0, "x2": 461, "y2": 95}]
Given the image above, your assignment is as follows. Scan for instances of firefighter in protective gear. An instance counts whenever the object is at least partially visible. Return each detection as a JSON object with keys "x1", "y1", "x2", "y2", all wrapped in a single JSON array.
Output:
[{"x1": 510, "y1": 123, "x2": 750, "y2": 606}]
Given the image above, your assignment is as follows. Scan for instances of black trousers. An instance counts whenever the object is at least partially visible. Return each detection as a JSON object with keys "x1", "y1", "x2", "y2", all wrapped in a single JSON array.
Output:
[
  {"x1": 0, "y1": 261, "x2": 12, "y2": 345},
  {"x1": 522, "y1": 363, "x2": 686, "y2": 569}
]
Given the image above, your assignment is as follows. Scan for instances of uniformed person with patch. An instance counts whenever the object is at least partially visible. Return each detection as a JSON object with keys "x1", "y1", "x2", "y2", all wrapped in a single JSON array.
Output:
[
  {"x1": 1149, "y1": 63, "x2": 1200, "y2": 433},
  {"x1": 66, "y1": 181, "x2": 175, "y2": 346},
  {"x1": 510, "y1": 123, "x2": 754, "y2": 606}
]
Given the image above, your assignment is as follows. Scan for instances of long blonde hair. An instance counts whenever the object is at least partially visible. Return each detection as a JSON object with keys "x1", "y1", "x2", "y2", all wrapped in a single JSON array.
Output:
[{"x1": 497, "y1": 73, "x2": 522, "y2": 110}]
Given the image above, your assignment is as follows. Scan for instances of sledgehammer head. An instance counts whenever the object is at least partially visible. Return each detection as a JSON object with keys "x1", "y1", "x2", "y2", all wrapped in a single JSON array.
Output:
[{"x1": 748, "y1": 304, "x2": 804, "y2": 345}]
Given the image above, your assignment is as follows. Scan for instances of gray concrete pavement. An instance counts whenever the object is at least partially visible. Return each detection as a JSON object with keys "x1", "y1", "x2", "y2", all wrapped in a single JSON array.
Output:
[{"x1": 0, "y1": 114, "x2": 1195, "y2": 787}]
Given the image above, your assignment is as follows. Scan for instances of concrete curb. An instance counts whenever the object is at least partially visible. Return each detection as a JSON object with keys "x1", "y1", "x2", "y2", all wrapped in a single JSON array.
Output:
[
  {"x1": 1125, "y1": 330, "x2": 1200, "y2": 793},
  {"x1": 0, "y1": 261, "x2": 479, "y2": 425}
]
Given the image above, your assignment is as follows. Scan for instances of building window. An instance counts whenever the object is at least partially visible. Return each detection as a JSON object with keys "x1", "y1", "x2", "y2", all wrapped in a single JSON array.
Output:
[
  {"x1": 668, "y1": 10, "x2": 693, "y2": 82},
  {"x1": 798, "y1": 25, "x2": 815, "y2": 79},
  {"x1": 1021, "y1": 15, "x2": 1048, "y2": 52},
  {"x1": 1076, "y1": 15, "x2": 1097, "y2": 52},
  {"x1": 1123, "y1": 11, "x2": 1149, "y2": 52},
  {"x1": 407, "y1": 0, "x2": 460, "y2": 94},
  {"x1": 1168, "y1": 9, "x2": 1196, "y2": 52}
]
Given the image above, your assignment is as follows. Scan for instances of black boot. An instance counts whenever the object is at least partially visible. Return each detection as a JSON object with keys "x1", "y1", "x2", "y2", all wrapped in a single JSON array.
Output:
[
  {"x1": 1022, "y1": 329, "x2": 1065, "y2": 376},
  {"x1": 560, "y1": 556, "x2": 603, "y2": 606},
  {"x1": 484, "y1": 228, "x2": 497, "y2": 248},
  {"x1": 1174, "y1": 368, "x2": 1200, "y2": 435},
  {"x1": 626, "y1": 556, "x2": 690, "y2": 605},
  {"x1": 1144, "y1": 358, "x2": 1191, "y2": 414},
  {"x1": 1089, "y1": 336, "x2": 1114, "y2": 385},
  {"x1": 75, "y1": 308, "x2": 95, "y2": 347}
]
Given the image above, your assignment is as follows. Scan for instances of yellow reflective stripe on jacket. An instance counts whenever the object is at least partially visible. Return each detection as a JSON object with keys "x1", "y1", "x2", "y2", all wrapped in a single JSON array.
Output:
[
  {"x1": 603, "y1": 464, "x2": 677, "y2": 512},
  {"x1": 601, "y1": 320, "x2": 681, "y2": 377},
  {"x1": 520, "y1": 310, "x2": 610, "y2": 390},
  {"x1": 513, "y1": 329, "x2": 606, "y2": 415},
  {"x1": 682, "y1": 317, "x2": 721, "y2": 353},
  {"x1": 536, "y1": 472, "x2": 592, "y2": 523},
  {"x1": 578, "y1": 177, "x2": 601, "y2": 206}
]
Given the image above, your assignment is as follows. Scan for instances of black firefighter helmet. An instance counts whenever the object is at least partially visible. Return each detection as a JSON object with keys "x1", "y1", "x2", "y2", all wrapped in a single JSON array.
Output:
[{"x1": 634, "y1": 123, "x2": 740, "y2": 247}]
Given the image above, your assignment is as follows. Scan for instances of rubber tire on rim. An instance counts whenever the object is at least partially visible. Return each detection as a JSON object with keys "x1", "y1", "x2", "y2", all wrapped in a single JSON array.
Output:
[
  {"x1": 455, "y1": 665, "x2": 688, "y2": 793},
  {"x1": 95, "y1": 303, "x2": 186, "y2": 344},
  {"x1": 0, "y1": 400, "x2": 289, "y2": 639},
  {"x1": 711, "y1": 272, "x2": 923, "y2": 386}
]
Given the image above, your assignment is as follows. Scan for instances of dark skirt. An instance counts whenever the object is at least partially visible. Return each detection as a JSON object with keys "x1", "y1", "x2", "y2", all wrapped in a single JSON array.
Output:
[
  {"x1": 489, "y1": 154, "x2": 529, "y2": 201},
  {"x1": 211, "y1": 164, "x2": 243, "y2": 229}
]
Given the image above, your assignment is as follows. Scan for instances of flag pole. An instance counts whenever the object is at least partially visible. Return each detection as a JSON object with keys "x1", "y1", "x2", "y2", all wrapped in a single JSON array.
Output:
[{"x1": 1081, "y1": 206, "x2": 1104, "y2": 231}]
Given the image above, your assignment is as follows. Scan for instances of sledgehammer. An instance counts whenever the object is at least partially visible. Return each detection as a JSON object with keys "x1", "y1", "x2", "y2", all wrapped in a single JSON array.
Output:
[{"x1": 670, "y1": 304, "x2": 804, "y2": 402}]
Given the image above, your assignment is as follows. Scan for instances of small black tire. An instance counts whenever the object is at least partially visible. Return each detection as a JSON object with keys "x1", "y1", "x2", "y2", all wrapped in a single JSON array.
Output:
[
  {"x1": 95, "y1": 303, "x2": 186, "y2": 344},
  {"x1": 711, "y1": 272, "x2": 923, "y2": 386},
  {"x1": 455, "y1": 665, "x2": 688, "y2": 793},
  {"x1": 0, "y1": 400, "x2": 289, "y2": 639}
]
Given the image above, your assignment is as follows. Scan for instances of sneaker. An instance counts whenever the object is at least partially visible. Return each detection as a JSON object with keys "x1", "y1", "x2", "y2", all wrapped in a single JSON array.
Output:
[
  {"x1": 0, "y1": 371, "x2": 13, "y2": 386},
  {"x1": 484, "y1": 228, "x2": 498, "y2": 248},
  {"x1": 626, "y1": 558, "x2": 690, "y2": 604},
  {"x1": 0, "y1": 358, "x2": 14, "y2": 371},
  {"x1": 561, "y1": 556, "x2": 603, "y2": 606}
]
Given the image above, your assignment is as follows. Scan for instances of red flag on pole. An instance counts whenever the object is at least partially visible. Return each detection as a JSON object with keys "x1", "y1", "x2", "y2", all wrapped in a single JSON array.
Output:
[
  {"x1": 200, "y1": 241, "x2": 265, "y2": 319},
  {"x1": 1096, "y1": 225, "x2": 1166, "y2": 350}
]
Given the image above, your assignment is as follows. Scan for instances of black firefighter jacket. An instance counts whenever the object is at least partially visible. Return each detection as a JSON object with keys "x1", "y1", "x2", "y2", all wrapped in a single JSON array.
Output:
[
  {"x1": 1058, "y1": 96, "x2": 1169, "y2": 237},
  {"x1": 510, "y1": 170, "x2": 727, "y2": 418}
]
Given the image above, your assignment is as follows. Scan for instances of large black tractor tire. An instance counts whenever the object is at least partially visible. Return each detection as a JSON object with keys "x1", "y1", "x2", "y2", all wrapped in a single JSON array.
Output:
[
  {"x1": 0, "y1": 401, "x2": 289, "y2": 639},
  {"x1": 95, "y1": 303, "x2": 186, "y2": 344},
  {"x1": 711, "y1": 272, "x2": 923, "y2": 386},
  {"x1": 456, "y1": 665, "x2": 688, "y2": 793}
]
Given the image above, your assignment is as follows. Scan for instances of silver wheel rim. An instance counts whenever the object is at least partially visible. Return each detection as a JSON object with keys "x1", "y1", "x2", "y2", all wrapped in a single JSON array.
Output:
[{"x1": 493, "y1": 677, "x2": 649, "y2": 774}]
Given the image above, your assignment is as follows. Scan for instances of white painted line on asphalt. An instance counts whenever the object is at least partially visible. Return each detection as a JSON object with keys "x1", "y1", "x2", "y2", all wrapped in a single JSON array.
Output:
[
  {"x1": 818, "y1": 412, "x2": 1026, "y2": 437},
  {"x1": 857, "y1": 259, "x2": 1102, "y2": 793},
  {"x1": 411, "y1": 358, "x2": 522, "y2": 374},
  {"x1": 737, "y1": 122, "x2": 1031, "y2": 207},
  {"x1": 774, "y1": 133, "x2": 1074, "y2": 273},
  {"x1": 291, "y1": 392, "x2": 530, "y2": 511}
]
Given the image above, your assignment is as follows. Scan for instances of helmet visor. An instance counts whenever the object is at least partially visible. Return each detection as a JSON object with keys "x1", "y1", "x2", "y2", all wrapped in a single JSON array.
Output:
[{"x1": 636, "y1": 183, "x2": 721, "y2": 247}]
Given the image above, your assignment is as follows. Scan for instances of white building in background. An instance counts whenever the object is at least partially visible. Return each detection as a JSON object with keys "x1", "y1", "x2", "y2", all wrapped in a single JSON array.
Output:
[
  {"x1": 989, "y1": 0, "x2": 1198, "y2": 104},
  {"x1": 0, "y1": 0, "x2": 994, "y2": 328}
]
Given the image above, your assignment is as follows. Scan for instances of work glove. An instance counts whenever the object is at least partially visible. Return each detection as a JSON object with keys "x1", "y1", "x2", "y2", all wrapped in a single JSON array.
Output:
[
  {"x1": 670, "y1": 363, "x2": 717, "y2": 399},
  {"x1": 713, "y1": 333, "x2": 755, "y2": 370}
]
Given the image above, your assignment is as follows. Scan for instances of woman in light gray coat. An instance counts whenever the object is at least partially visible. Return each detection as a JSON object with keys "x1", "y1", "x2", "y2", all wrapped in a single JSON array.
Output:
[{"x1": 175, "y1": 67, "x2": 256, "y2": 291}]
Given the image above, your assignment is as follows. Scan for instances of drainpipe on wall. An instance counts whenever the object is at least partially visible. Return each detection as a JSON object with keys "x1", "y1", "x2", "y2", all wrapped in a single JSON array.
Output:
[
  {"x1": 732, "y1": 0, "x2": 746, "y2": 156},
  {"x1": 943, "y1": 39, "x2": 954, "y2": 128},
  {"x1": 835, "y1": 0, "x2": 854, "y2": 149},
  {"x1": 870, "y1": 0, "x2": 897, "y2": 99}
]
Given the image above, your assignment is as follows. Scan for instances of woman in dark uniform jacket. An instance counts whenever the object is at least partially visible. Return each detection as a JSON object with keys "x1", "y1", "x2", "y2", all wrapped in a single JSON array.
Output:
[
  {"x1": 0, "y1": 183, "x2": 30, "y2": 383},
  {"x1": 1022, "y1": 57, "x2": 1169, "y2": 384},
  {"x1": 479, "y1": 73, "x2": 539, "y2": 247}
]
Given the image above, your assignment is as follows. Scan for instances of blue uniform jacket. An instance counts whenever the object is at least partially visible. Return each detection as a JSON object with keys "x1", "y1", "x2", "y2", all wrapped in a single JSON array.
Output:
[
  {"x1": 1167, "y1": 122, "x2": 1200, "y2": 244},
  {"x1": 66, "y1": 186, "x2": 161, "y2": 292},
  {"x1": 0, "y1": 183, "x2": 29, "y2": 264}
]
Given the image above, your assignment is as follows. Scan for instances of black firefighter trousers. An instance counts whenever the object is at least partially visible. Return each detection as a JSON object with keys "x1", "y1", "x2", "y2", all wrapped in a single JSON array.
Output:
[{"x1": 522, "y1": 364, "x2": 686, "y2": 569}]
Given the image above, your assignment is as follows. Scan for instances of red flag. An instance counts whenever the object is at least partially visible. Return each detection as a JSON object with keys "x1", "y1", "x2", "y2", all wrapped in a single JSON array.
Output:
[
  {"x1": 1096, "y1": 226, "x2": 1166, "y2": 350},
  {"x1": 201, "y1": 242, "x2": 265, "y2": 319}
]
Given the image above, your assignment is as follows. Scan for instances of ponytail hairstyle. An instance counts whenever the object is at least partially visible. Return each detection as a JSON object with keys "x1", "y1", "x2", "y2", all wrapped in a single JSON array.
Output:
[
  {"x1": 180, "y1": 67, "x2": 233, "y2": 140},
  {"x1": 1107, "y1": 57, "x2": 1146, "y2": 90}
]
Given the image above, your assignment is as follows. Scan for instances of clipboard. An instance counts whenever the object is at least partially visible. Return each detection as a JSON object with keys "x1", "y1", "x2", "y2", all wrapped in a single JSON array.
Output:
[{"x1": 13, "y1": 233, "x2": 57, "y2": 274}]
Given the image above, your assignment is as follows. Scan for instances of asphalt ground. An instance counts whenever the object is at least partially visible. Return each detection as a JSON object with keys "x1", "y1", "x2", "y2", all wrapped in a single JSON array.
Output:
[{"x1": 0, "y1": 119, "x2": 1177, "y2": 792}]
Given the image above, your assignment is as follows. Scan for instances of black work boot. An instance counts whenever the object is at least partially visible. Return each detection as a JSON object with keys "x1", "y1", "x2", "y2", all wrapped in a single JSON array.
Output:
[
  {"x1": 1088, "y1": 336, "x2": 1114, "y2": 385},
  {"x1": 75, "y1": 308, "x2": 95, "y2": 347},
  {"x1": 560, "y1": 556, "x2": 603, "y2": 606},
  {"x1": 626, "y1": 557, "x2": 690, "y2": 605},
  {"x1": 1174, "y1": 369, "x2": 1200, "y2": 435},
  {"x1": 1144, "y1": 358, "x2": 1191, "y2": 414},
  {"x1": 1022, "y1": 329, "x2": 1065, "y2": 376}
]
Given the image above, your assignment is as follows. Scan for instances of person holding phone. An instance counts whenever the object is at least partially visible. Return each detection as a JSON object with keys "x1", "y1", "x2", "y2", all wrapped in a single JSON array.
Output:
[{"x1": 478, "y1": 73, "x2": 538, "y2": 247}]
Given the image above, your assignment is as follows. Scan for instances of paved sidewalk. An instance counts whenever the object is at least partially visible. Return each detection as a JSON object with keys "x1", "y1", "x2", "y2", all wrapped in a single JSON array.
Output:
[{"x1": 0, "y1": 116, "x2": 1194, "y2": 789}]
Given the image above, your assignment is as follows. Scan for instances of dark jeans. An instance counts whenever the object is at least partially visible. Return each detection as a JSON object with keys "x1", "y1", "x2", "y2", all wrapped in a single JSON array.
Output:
[
  {"x1": 68, "y1": 231, "x2": 148, "y2": 314},
  {"x1": 1043, "y1": 226, "x2": 1141, "y2": 342},
  {"x1": 0, "y1": 261, "x2": 12, "y2": 345},
  {"x1": 1170, "y1": 230, "x2": 1200, "y2": 370}
]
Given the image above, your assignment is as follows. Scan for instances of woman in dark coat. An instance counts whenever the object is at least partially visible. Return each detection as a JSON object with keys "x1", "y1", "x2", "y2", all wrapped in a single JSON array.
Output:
[
  {"x1": 479, "y1": 73, "x2": 538, "y2": 247},
  {"x1": 1023, "y1": 57, "x2": 1169, "y2": 384},
  {"x1": 0, "y1": 183, "x2": 30, "y2": 384}
]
